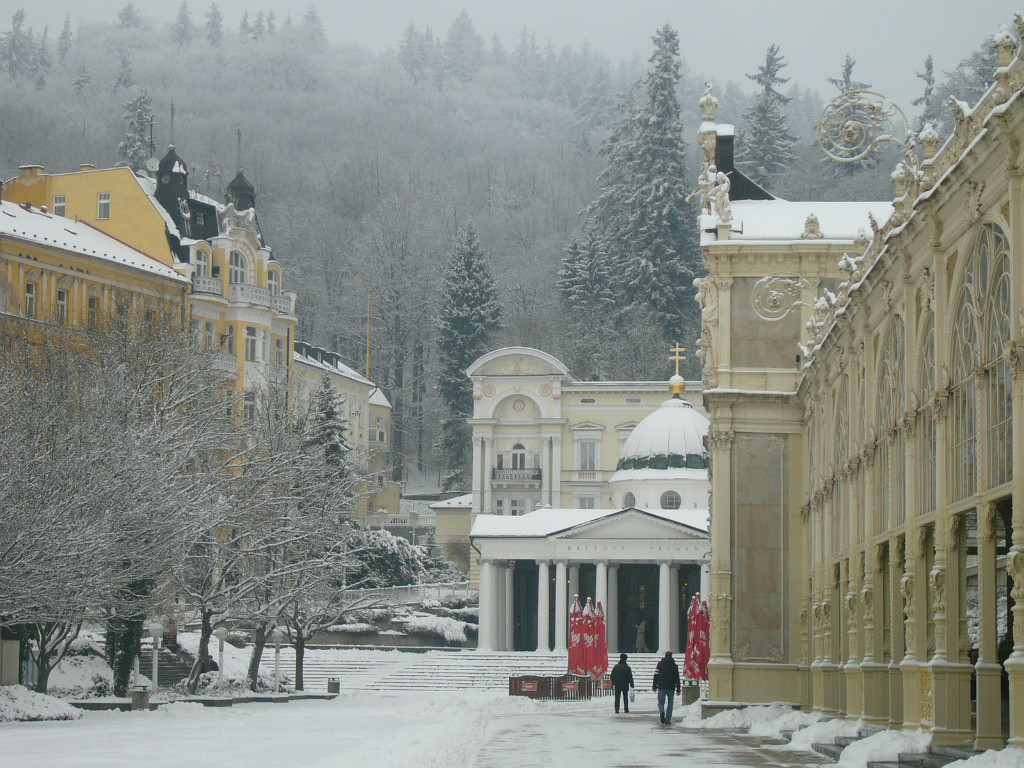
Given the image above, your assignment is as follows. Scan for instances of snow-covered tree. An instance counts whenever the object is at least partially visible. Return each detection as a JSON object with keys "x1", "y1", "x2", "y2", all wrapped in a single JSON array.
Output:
[
  {"x1": 117, "y1": 3, "x2": 142, "y2": 30},
  {"x1": 238, "y1": 11, "x2": 251, "y2": 38},
  {"x1": 203, "y1": 3, "x2": 222, "y2": 46},
  {"x1": 399, "y1": 23, "x2": 427, "y2": 83},
  {"x1": 57, "y1": 16, "x2": 72, "y2": 62},
  {"x1": 444, "y1": 10, "x2": 484, "y2": 82},
  {"x1": 72, "y1": 64, "x2": 91, "y2": 91},
  {"x1": 913, "y1": 55, "x2": 940, "y2": 132},
  {"x1": 266, "y1": 11, "x2": 276, "y2": 35},
  {"x1": 436, "y1": 222, "x2": 500, "y2": 491},
  {"x1": 252, "y1": 11, "x2": 265, "y2": 41},
  {"x1": 737, "y1": 44, "x2": 797, "y2": 189},
  {"x1": 112, "y1": 52, "x2": 133, "y2": 92},
  {"x1": 117, "y1": 89, "x2": 153, "y2": 172},
  {"x1": 172, "y1": 2, "x2": 194, "y2": 46},
  {"x1": 827, "y1": 54, "x2": 870, "y2": 94},
  {"x1": 0, "y1": 10, "x2": 36, "y2": 80},
  {"x1": 301, "y1": 6, "x2": 325, "y2": 44}
]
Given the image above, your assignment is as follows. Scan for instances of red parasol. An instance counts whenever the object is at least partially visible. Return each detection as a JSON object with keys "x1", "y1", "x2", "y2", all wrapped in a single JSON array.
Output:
[
  {"x1": 590, "y1": 600, "x2": 609, "y2": 680},
  {"x1": 683, "y1": 593, "x2": 710, "y2": 681},
  {"x1": 568, "y1": 595, "x2": 585, "y2": 675},
  {"x1": 581, "y1": 597, "x2": 596, "y2": 677}
]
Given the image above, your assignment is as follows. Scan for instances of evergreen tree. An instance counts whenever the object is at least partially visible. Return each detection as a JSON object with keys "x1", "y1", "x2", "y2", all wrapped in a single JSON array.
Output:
[
  {"x1": 913, "y1": 55, "x2": 938, "y2": 131},
  {"x1": 266, "y1": 11, "x2": 276, "y2": 35},
  {"x1": 301, "y1": 6, "x2": 325, "y2": 44},
  {"x1": 737, "y1": 44, "x2": 797, "y2": 189},
  {"x1": 204, "y1": 2, "x2": 222, "y2": 47},
  {"x1": 436, "y1": 222, "x2": 501, "y2": 491},
  {"x1": 117, "y1": 89, "x2": 153, "y2": 172},
  {"x1": 932, "y1": 39, "x2": 998, "y2": 135},
  {"x1": 72, "y1": 64, "x2": 91, "y2": 92},
  {"x1": 172, "y1": 2, "x2": 194, "y2": 46},
  {"x1": 117, "y1": 3, "x2": 142, "y2": 30},
  {"x1": 825, "y1": 55, "x2": 875, "y2": 176},
  {"x1": 444, "y1": 10, "x2": 483, "y2": 82},
  {"x1": 0, "y1": 10, "x2": 36, "y2": 80},
  {"x1": 238, "y1": 11, "x2": 250, "y2": 38},
  {"x1": 826, "y1": 54, "x2": 870, "y2": 94},
  {"x1": 399, "y1": 23, "x2": 425, "y2": 83},
  {"x1": 57, "y1": 16, "x2": 72, "y2": 63},
  {"x1": 557, "y1": 232, "x2": 615, "y2": 313},
  {"x1": 490, "y1": 32, "x2": 506, "y2": 65},
  {"x1": 112, "y1": 52, "x2": 134, "y2": 92},
  {"x1": 33, "y1": 25, "x2": 50, "y2": 89},
  {"x1": 252, "y1": 11, "x2": 265, "y2": 40},
  {"x1": 304, "y1": 376, "x2": 351, "y2": 470}
]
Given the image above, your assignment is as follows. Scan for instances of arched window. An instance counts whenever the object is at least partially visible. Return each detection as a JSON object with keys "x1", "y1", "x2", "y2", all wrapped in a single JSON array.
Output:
[
  {"x1": 833, "y1": 376, "x2": 848, "y2": 553},
  {"x1": 876, "y1": 318, "x2": 905, "y2": 531},
  {"x1": 660, "y1": 490, "x2": 681, "y2": 510},
  {"x1": 950, "y1": 285, "x2": 979, "y2": 501},
  {"x1": 268, "y1": 270, "x2": 280, "y2": 295},
  {"x1": 918, "y1": 312, "x2": 936, "y2": 516},
  {"x1": 981, "y1": 226, "x2": 1012, "y2": 486},
  {"x1": 622, "y1": 492, "x2": 636, "y2": 509},
  {"x1": 229, "y1": 251, "x2": 248, "y2": 284},
  {"x1": 195, "y1": 249, "x2": 209, "y2": 278},
  {"x1": 511, "y1": 443, "x2": 526, "y2": 470}
]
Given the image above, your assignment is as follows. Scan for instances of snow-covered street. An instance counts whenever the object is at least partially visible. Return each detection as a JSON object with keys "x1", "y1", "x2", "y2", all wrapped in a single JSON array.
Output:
[{"x1": 0, "y1": 690, "x2": 834, "y2": 768}]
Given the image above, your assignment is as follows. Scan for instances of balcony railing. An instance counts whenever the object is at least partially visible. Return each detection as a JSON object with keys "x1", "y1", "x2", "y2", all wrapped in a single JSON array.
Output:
[
  {"x1": 568, "y1": 469, "x2": 606, "y2": 482},
  {"x1": 211, "y1": 352, "x2": 238, "y2": 375},
  {"x1": 271, "y1": 292, "x2": 296, "y2": 315},
  {"x1": 492, "y1": 468, "x2": 543, "y2": 483},
  {"x1": 192, "y1": 275, "x2": 223, "y2": 295},
  {"x1": 230, "y1": 283, "x2": 271, "y2": 307},
  {"x1": 369, "y1": 429, "x2": 388, "y2": 445}
]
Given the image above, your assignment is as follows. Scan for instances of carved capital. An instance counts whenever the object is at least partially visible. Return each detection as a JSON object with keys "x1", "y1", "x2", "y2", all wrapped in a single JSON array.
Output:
[
  {"x1": 707, "y1": 429, "x2": 735, "y2": 452},
  {"x1": 979, "y1": 502, "x2": 997, "y2": 543}
]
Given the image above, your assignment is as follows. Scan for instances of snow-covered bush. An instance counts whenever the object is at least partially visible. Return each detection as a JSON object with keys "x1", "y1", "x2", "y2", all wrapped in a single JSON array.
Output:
[
  {"x1": 0, "y1": 685, "x2": 81, "y2": 721},
  {"x1": 402, "y1": 615, "x2": 471, "y2": 644},
  {"x1": 441, "y1": 593, "x2": 475, "y2": 609},
  {"x1": 327, "y1": 623, "x2": 377, "y2": 635},
  {"x1": 226, "y1": 631, "x2": 250, "y2": 649}
]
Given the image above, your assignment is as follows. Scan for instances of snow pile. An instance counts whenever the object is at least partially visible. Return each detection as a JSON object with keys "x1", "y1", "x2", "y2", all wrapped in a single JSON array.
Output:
[
  {"x1": 699, "y1": 702, "x2": 797, "y2": 730},
  {"x1": 402, "y1": 614, "x2": 471, "y2": 643},
  {"x1": 945, "y1": 747, "x2": 1024, "y2": 768},
  {"x1": 836, "y1": 728, "x2": 930, "y2": 768},
  {"x1": 175, "y1": 631, "x2": 290, "y2": 691},
  {"x1": 0, "y1": 685, "x2": 82, "y2": 721},
  {"x1": 47, "y1": 654, "x2": 114, "y2": 698},
  {"x1": 327, "y1": 623, "x2": 377, "y2": 635},
  {"x1": 788, "y1": 717, "x2": 863, "y2": 751},
  {"x1": 748, "y1": 707, "x2": 823, "y2": 739}
]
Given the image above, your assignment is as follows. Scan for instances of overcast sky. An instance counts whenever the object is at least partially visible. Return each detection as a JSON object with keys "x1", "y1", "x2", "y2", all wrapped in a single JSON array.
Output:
[{"x1": 25, "y1": 0, "x2": 1021, "y2": 109}]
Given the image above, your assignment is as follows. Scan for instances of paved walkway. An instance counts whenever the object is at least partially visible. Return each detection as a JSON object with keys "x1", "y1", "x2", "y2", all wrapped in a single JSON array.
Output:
[{"x1": 474, "y1": 699, "x2": 831, "y2": 768}]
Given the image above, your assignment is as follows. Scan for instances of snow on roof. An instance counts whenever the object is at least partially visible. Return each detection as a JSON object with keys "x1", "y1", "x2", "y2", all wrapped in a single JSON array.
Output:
[
  {"x1": 618, "y1": 397, "x2": 708, "y2": 462},
  {"x1": 608, "y1": 467, "x2": 710, "y2": 484},
  {"x1": 0, "y1": 201, "x2": 187, "y2": 282},
  {"x1": 710, "y1": 200, "x2": 893, "y2": 243},
  {"x1": 293, "y1": 350, "x2": 375, "y2": 387},
  {"x1": 369, "y1": 388, "x2": 391, "y2": 408},
  {"x1": 429, "y1": 493, "x2": 473, "y2": 510},
  {"x1": 470, "y1": 506, "x2": 708, "y2": 538}
]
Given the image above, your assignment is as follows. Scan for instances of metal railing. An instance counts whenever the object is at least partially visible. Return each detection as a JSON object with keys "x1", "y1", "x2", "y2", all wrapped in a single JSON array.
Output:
[{"x1": 492, "y1": 468, "x2": 542, "y2": 482}]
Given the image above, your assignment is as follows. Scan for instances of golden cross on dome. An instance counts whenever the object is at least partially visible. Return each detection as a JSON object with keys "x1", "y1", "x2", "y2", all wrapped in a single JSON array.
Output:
[{"x1": 669, "y1": 344, "x2": 687, "y2": 377}]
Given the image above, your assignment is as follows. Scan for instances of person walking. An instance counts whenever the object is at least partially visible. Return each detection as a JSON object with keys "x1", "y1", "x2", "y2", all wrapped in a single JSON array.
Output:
[
  {"x1": 653, "y1": 650, "x2": 681, "y2": 724},
  {"x1": 610, "y1": 653, "x2": 634, "y2": 714}
]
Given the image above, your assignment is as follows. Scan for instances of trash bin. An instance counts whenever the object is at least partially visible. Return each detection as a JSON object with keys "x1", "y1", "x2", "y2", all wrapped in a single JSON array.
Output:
[
  {"x1": 327, "y1": 678, "x2": 340, "y2": 694},
  {"x1": 131, "y1": 686, "x2": 151, "y2": 710}
]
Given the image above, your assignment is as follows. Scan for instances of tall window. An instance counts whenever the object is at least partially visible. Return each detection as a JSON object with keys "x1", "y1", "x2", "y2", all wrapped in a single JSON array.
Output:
[
  {"x1": 511, "y1": 443, "x2": 526, "y2": 470},
  {"x1": 268, "y1": 270, "x2": 280, "y2": 295},
  {"x1": 56, "y1": 289, "x2": 67, "y2": 324},
  {"x1": 243, "y1": 391, "x2": 256, "y2": 422},
  {"x1": 24, "y1": 282, "x2": 36, "y2": 319},
  {"x1": 245, "y1": 326, "x2": 258, "y2": 362},
  {"x1": 224, "y1": 325, "x2": 234, "y2": 355},
  {"x1": 205, "y1": 322, "x2": 215, "y2": 350},
  {"x1": 877, "y1": 319, "x2": 905, "y2": 531},
  {"x1": 579, "y1": 441, "x2": 597, "y2": 471},
  {"x1": 87, "y1": 296, "x2": 99, "y2": 329},
  {"x1": 229, "y1": 251, "x2": 248, "y2": 284},
  {"x1": 578, "y1": 497, "x2": 596, "y2": 509},
  {"x1": 982, "y1": 227, "x2": 1012, "y2": 486},
  {"x1": 950, "y1": 286, "x2": 979, "y2": 501},
  {"x1": 918, "y1": 313, "x2": 936, "y2": 516},
  {"x1": 195, "y1": 250, "x2": 209, "y2": 278},
  {"x1": 275, "y1": 338, "x2": 285, "y2": 365},
  {"x1": 509, "y1": 498, "x2": 526, "y2": 515},
  {"x1": 53, "y1": 195, "x2": 66, "y2": 217},
  {"x1": 97, "y1": 192, "x2": 110, "y2": 220},
  {"x1": 833, "y1": 376, "x2": 848, "y2": 551}
]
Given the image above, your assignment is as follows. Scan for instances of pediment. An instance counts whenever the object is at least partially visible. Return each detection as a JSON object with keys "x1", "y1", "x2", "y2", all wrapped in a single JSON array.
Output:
[
  {"x1": 467, "y1": 347, "x2": 570, "y2": 378},
  {"x1": 569, "y1": 420, "x2": 605, "y2": 431},
  {"x1": 553, "y1": 508, "x2": 707, "y2": 541}
]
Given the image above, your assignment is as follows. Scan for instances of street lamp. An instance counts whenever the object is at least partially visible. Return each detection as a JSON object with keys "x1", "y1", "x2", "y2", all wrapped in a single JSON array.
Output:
[
  {"x1": 269, "y1": 627, "x2": 287, "y2": 694},
  {"x1": 212, "y1": 625, "x2": 229, "y2": 686},
  {"x1": 145, "y1": 621, "x2": 164, "y2": 695}
]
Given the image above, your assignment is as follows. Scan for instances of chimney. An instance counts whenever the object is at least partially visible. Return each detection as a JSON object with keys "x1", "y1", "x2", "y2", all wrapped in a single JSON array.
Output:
[
  {"x1": 19, "y1": 165, "x2": 44, "y2": 181},
  {"x1": 715, "y1": 131, "x2": 736, "y2": 175},
  {"x1": 80, "y1": 163, "x2": 95, "y2": 172}
]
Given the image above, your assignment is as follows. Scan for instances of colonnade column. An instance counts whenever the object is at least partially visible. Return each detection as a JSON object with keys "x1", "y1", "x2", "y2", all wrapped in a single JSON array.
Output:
[
  {"x1": 478, "y1": 560, "x2": 495, "y2": 651},
  {"x1": 669, "y1": 565, "x2": 680, "y2": 653},
  {"x1": 504, "y1": 562, "x2": 515, "y2": 652},
  {"x1": 607, "y1": 566, "x2": 619, "y2": 654},
  {"x1": 494, "y1": 564, "x2": 506, "y2": 651},
  {"x1": 482, "y1": 437, "x2": 494, "y2": 514},
  {"x1": 568, "y1": 564, "x2": 580, "y2": 602},
  {"x1": 658, "y1": 562, "x2": 672, "y2": 654},
  {"x1": 554, "y1": 561, "x2": 568, "y2": 652},
  {"x1": 975, "y1": 503, "x2": 1003, "y2": 750},
  {"x1": 595, "y1": 561, "x2": 608, "y2": 617},
  {"x1": 536, "y1": 561, "x2": 550, "y2": 653}
]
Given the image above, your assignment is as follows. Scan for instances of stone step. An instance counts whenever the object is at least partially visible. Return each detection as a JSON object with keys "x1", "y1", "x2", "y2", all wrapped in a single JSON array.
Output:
[
  {"x1": 811, "y1": 742, "x2": 846, "y2": 760},
  {"x1": 896, "y1": 752, "x2": 960, "y2": 768}
]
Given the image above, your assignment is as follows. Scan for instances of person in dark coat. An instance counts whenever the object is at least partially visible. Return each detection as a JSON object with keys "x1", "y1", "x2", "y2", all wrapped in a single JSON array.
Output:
[
  {"x1": 609, "y1": 653, "x2": 634, "y2": 714},
  {"x1": 653, "y1": 651, "x2": 681, "y2": 724}
]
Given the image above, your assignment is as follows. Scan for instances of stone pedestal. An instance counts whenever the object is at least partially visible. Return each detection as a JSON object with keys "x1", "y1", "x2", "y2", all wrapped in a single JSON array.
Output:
[
  {"x1": 1006, "y1": 654, "x2": 1024, "y2": 748},
  {"x1": 929, "y1": 661, "x2": 973, "y2": 747},
  {"x1": 860, "y1": 662, "x2": 889, "y2": 725}
]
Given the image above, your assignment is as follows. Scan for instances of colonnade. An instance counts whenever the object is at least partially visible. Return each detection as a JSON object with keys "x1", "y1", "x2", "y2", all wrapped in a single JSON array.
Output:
[{"x1": 477, "y1": 558, "x2": 711, "y2": 653}]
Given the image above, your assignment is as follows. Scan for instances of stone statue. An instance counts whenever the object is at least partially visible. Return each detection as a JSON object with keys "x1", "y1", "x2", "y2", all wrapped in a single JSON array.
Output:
[
  {"x1": 635, "y1": 620, "x2": 649, "y2": 653},
  {"x1": 686, "y1": 164, "x2": 716, "y2": 214},
  {"x1": 710, "y1": 170, "x2": 732, "y2": 224}
]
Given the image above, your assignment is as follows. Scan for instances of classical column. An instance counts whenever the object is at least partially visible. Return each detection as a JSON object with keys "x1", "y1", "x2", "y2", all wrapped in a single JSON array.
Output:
[
  {"x1": 658, "y1": 561, "x2": 672, "y2": 654},
  {"x1": 707, "y1": 428, "x2": 735, "y2": 700},
  {"x1": 595, "y1": 561, "x2": 608, "y2": 616},
  {"x1": 888, "y1": 536, "x2": 905, "y2": 730},
  {"x1": 494, "y1": 564, "x2": 506, "y2": 651},
  {"x1": 1008, "y1": 170, "x2": 1024, "y2": 744},
  {"x1": 482, "y1": 437, "x2": 494, "y2": 514},
  {"x1": 975, "y1": 503, "x2": 1003, "y2": 750},
  {"x1": 700, "y1": 557, "x2": 711, "y2": 603},
  {"x1": 607, "y1": 565, "x2": 619, "y2": 654},
  {"x1": 478, "y1": 560, "x2": 495, "y2": 651},
  {"x1": 554, "y1": 561, "x2": 568, "y2": 652},
  {"x1": 540, "y1": 436, "x2": 550, "y2": 506},
  {"x1": 669, "y1": 565, "x2": 680, "y2": 653},
  {"x1": 536, "y1": 561, "x2": 550, "y2": 653},
  {"x1": 504, "y1": 562, "x2": 515, "y2": 652}
]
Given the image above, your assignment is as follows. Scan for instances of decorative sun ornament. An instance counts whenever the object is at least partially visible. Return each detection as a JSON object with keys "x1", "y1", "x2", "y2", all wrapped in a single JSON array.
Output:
[{"x1": 817, "y1": 90, "x2": 912, "y2": 164}]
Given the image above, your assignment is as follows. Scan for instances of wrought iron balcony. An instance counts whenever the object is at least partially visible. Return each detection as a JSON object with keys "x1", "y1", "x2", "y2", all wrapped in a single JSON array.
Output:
[
  {"x1": 492, "y1": 468, "x2": 542, "y2": 483},
  {"x1": 192, "y1": 275, "x2": 223, "y2": 295}
]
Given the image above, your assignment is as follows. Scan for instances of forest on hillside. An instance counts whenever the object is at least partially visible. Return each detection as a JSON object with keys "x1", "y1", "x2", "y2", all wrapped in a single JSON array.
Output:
[{"x1": 0, "y1": 4, "x2": 1000, "y2": 486}]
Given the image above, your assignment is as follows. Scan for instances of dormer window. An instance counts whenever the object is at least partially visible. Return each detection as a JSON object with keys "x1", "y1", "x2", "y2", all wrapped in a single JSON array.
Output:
[
  {"x1": 229, "y1": 251, "x2": 248, "y2": 284},
  {"x1": 195, "y1": 250, "x2": 209, "y2": 277},
  {"x1": 268, "y1": 270, "x2": 279, "y2": 295}
]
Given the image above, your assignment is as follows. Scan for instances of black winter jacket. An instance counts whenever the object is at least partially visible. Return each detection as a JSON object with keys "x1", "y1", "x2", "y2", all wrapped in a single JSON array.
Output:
[
  {"x1": 610, "y1": 661, "x2": 634, "y2": 689},
  {"x1": 655, "y1": 655, "x2": 681, "y2": 692}
]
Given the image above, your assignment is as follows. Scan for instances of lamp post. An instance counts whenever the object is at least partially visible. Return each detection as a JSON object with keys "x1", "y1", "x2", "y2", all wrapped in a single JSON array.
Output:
[
  {"x1": 212, "y1": 626, "x2": 228, "y2": 686},
  {"x1": 145, "y1": 621, "x2": 164, "y2": 694},
  {"x1": 269, "y1": 627, "x2": 286, "y2": 694}
]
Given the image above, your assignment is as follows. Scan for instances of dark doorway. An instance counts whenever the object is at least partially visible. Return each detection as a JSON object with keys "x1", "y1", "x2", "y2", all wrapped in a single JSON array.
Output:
[
  {"x1": 678, "y1": 564, "x2": 700, "y2": 655},
  {"x1": 512, "y1": 561, "x2": 538, "y2": 651},
  {"x1": 617, "y1": 564, "x2": 659, "y2": 652}
]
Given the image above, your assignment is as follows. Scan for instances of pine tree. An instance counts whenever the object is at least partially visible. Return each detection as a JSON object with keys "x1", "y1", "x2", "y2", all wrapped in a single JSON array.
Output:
[
  {"x1": 172, "y1": 2, "x2": 194, "y2": 46},
  {"x1": 557, "y1": 232, "x2": 615, "y2": 314},
  {"x1": 117, "y1": 3, "x2": 142, "y2": 30},
  {"x1": 913, "y1": 55, "x2": 941, "y2": 131},
  {"x1": 490, "y1": 32, "x2": 506, "y2": 65},
  {"x1": 117, "y1": 89, "x2": 153, "y2": 172},
  {"x1": 33, "y1": 25, "x2": 50, "y2": 88},
  {"x1": 444, "y1": 10, "x2": 483, "y2": 82},
  {"x1": 826, "y1": 54, "x2": 870, "y2": 94},
  {"x1": 72, "y1": 64, "x2": 91, "y2": 91},
  {"x1": 436, "y1": 222, "x2": 501, "y2": 491},
  {"x1": 737, "y1": 44, "x2": 797, "y2": 189},
  {"x1": 0, "y1": 10, "x2": 36, "y2": 80},
  {"x1": 303, "y1": 375, "x2": 351, "y2": 479},
  {"x1": 301, "y1": 6, "x2": 325, "y2": 44},
  {"x1": 399, "y1": 23, "x2": 425, "y2": 83},
  {"x1": 204, "y1": 2, "x2": 222, "y2": 47},
  {"x1": 238, "y1": 11, "x2": 250, "y2": 38},
  {"x1": 266, "y1": 11, "x2": 276, "y2": 35},
  {"x1": 57, "y1": 16, "x2": 72, "y2": 63},
  {"x1": 252, "y1": 11, "x2": 265, "y2": 40},
  {"x1": 112, "y1": 52, "x2": 134, "y2": 92}
]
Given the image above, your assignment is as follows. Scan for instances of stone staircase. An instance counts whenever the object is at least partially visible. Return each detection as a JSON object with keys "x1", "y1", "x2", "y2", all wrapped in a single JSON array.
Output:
[
  {"x1": 805, "y1": 724, "x2": 973, "y2": 768},
  {"x1": 262, "y1": 649, "x2": 665, "y2": 693},
  {"x1": 137, "y1": 640, "x2": 195, "y2": 688}
]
